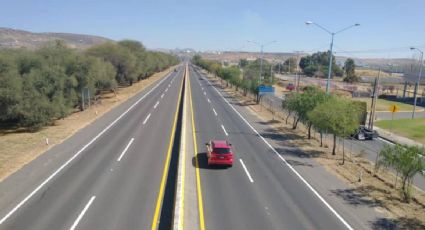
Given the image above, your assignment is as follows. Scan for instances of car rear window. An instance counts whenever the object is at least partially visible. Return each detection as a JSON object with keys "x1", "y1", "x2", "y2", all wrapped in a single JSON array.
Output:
[{"x1": 213, "y1": 148, "x2": 230, "y2": 154}]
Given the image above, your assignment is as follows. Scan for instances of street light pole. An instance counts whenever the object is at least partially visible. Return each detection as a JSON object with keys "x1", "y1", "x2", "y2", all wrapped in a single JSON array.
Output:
[
  {"x1": 410, "y1": 47, "x2": 424, "y2": 119},
  {"x1": 305, "y1": 21, "x2": 360, "y2": 93}
]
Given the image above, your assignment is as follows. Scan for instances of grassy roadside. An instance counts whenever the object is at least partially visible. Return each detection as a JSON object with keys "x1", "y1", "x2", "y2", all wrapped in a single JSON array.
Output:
[
  {"x1": 351, "y1": 98, "x2": 415, "y2": 112},
  {"x1": 203, "y1": 72, "x2": 425, "y2": 228},
  {"x1": 376, "y1": 117, "x2": 425, "y2": 144},
  {"x1": 0, "y1": 65, "x2": 178, "y2": 181}
]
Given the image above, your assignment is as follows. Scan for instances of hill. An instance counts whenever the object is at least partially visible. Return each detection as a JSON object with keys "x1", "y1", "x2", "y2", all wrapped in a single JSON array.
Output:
[{"x1": 0, "y1": 27, "x2": 112, "y2": 49}]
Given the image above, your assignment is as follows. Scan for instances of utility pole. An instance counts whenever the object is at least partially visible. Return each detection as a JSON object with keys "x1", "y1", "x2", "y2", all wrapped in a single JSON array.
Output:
[
  {"x1": 259, "y1": 45, "x2": 264, "y2": 84},
  {"x1": 410, "y1": 47, "x2": 423, "y2": 119},
  {"x1": 279, "y1": 62, "x2": 282, "y2": 74},
  {"x1": 288, "y1": 59, "x2": 291, "y2": 74},
  {"x1": 368, "y1": 68, "x2": 381, "y2": 129},
  {"x1": 247, "y1": 40, "x2": 277, "y2": 85},
  {"x1": 294, "y1": 51, "x2": 302, "y2": 92},
  {"x1": 81, "y1": 89, "x2": 85, "y2": 111},
  {"x1": 270, "y1": 64, "x2": 273, "y2": 84}
]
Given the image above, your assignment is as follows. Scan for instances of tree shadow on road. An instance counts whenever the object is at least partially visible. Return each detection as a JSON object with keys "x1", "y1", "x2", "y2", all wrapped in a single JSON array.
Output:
[
  {"x1": 331, "y1": 187, "x2": 383, "y2": 208},
  {"x1": 258, "y1": 120, "x2": 281, "y2": 126},
  {"x1": 285, "y1": 159, "x2": 314, "y2": 167},
  {"x1": 370, "y1": 217, "x2": 425, "y2": 230}
]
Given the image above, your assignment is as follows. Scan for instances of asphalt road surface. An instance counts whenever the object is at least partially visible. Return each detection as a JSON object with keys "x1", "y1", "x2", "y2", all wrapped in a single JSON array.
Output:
[
  {"x1": 0, "y1": 67, "x2": 184, "y2": 230},
  {"x1": 189, "y1": 66, "x2": 354, "y2": 230}
]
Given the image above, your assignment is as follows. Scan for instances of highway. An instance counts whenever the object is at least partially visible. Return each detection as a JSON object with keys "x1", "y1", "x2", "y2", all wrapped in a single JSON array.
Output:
[
  {"x1": 189, "y1": 66, "x2": 354, "y2": 229},
  {"x1": 0, "y1": 66, "x2": 184, "y2": 229},
  {"x1": 0, "y1": 63, "x2": 411, "y2": 230}
]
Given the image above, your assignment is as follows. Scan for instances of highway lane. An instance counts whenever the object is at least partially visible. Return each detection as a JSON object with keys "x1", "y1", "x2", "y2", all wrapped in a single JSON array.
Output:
[
  {"x1": 189, "y1": 66, "x2": 351, "y2": 229},
  {"x1": 0, "y1": 67, "x2": 184, "y2": 229}
]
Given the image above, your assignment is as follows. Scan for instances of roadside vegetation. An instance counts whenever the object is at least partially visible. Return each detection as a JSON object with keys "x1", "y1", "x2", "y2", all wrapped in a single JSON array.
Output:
[
  {"x1": 192, "y1": 55, "x2": 274, "y2": 102},
  {"x1": 352, "y1": 98, "x2": 415, "y2": 112},
  {"x1": 377, "y1": 144, "x2": 425, "y2": 203},
  {"x1": 376, "y1": 117, "x2": 425, "y2": 144},
  {"x1": 299, "y1": 51, "x2": 343, "y2": 78},
  {"x1": 0, "y1": 40, "x2": 178, "y2": 131}
]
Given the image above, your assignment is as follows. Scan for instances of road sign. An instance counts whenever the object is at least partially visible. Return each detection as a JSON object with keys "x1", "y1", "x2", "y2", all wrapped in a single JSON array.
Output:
[
  {"x1": 258, "y1": 85, "x2": 275, "y2": 95},
  {"x1": 389, "y1": 104, "x2": 399, "y2": 113}
]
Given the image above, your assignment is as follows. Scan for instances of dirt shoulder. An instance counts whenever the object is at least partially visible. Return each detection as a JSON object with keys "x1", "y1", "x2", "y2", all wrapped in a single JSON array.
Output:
[
  {"x1": 0, "y1": 66, "x2": 178, "y2": 181},
  {"x1": 204, "y1": 73, "x2": 425, "y2": 229}
]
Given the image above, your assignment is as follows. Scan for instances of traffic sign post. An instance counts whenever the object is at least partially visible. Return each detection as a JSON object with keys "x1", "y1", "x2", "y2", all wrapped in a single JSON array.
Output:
[
  {"x1": 389, "y1": 104, "x2": 399, "y2": 131},
  {"x1": 257, "y1": 85, "x2": 275, "y2": 107},
  {"x1": 258, "y1": 85, "x2": 275, "y2": 96},
  {"x1": 389, "y1": 104, "x2": 399, "y2": 113}
]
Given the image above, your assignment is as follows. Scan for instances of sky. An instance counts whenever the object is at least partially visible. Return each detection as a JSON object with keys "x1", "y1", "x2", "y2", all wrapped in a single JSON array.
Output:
[{"x1": 1, "y1": 0, "x2": 424, "y2": 58}]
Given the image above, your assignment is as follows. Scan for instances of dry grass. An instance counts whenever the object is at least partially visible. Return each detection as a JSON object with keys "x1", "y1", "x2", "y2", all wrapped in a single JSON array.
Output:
[
  {"x1": 0, "y1": 66, "x2": 177, "y2": 181},
  {"x1": 356, "y1": 69, "x2": 392, "y2": 78},
  {"x1": 207, "y1": 74, "x2": 425, "y2": 228}
]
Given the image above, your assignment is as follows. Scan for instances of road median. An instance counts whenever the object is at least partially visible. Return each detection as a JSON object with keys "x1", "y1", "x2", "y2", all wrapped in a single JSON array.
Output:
[{"x1": 173, "y1": 64, "x2": 203, "y2": 230}]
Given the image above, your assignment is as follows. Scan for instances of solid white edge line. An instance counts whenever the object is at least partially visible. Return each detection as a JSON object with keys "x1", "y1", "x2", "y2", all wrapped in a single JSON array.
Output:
[
  {"x1": 154, "y1": 101, "x2": 160, "y2": 109},
  {"x1": 165, "y1": 88, "x2": 169, "y2": 92},
  {"x1": 239, "y1": 159, "x2": 254, "y2": 183},
  {"x1": 69, "y1": 196, "x2": 96, "y2": 230},
  {"x1": 117, "y1": 138, "x2": 135, "y2": 162},
  {"x1": 161, "y1": 93, "x2": 165, "y2": 98},
  {"x1": 143, "y1": 113, "x2": 152, "y2": 125},
  {"x1": 203, "y1": 92, "x2": 206, "y2": 95},
  {"x1": 221, "y1": 125, "x2": 229, "y2": 136},
  {"x1": 203, "y1": 75, "x2": 354, "y2": 230},
  {"x1": 212, "y1": 108, "x2": 217, "y2": 116},
  {"x1": 0, "y1": 71, "x2": 172, "y2": 225},
  {"x1": 207, "y1": 98, "x2": 211, "y2": 103}
]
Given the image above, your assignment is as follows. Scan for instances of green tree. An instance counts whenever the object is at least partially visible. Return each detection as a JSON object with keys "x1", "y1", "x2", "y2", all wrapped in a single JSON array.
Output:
[
  {"x1": 377, "y1": 144, "x2": 425, "y2": 203},
  {"x1": 343, "y1": 58, "x2": 359, "y2": 83},
  {"x1": 87, "y1": 42, "x2": 137, "y2": 85},
  {"x1": 282, "y1": 87, "x2": 329, "y2": 133},
  {"x1": 239, "y1": 59, "x2": 249, "y2": 68},
  {"x1": 308, "y1": 97, "x2": 361, "y2": 158},
  {"x1": 217, "y1": 66, "x2": 241, "y2": 87},
  {"x1": 299, "y1": 51, "x2": 343, "y2": 78},
  {"x1": 0, "y1": 54, "x2": 22, "y2": 122},
  {"x1": 283, "y1": 57, "x2": 297, "y2": 73}
]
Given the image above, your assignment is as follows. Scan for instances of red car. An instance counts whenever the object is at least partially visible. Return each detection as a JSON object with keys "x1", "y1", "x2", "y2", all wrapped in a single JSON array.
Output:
[
  {"x1": 286, "y1": 83, "x2": 295, "y2": 91},
  {"x1": 206, "y1": 140, "x2": 233, "y2": 167}
]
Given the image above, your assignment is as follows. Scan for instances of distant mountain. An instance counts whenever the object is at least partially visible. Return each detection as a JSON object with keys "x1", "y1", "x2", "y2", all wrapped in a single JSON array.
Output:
[{"x1": 0, "y1": 27, "x2": 112, "y2": 49}]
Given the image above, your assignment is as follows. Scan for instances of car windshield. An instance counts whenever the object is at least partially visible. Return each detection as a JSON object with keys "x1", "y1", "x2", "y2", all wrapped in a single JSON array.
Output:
[{"x1": 213, "y1": 148, "x2": 230, "y2": 154}]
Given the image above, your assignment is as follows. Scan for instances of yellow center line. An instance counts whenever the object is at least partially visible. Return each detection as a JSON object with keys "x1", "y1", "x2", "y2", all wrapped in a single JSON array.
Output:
[
  {"x1": 188, "y1": 67, "x2": 206, "y2": 230},
  {"x1": 150, "y1": 68, "x2": 185, "y2": 230}
]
